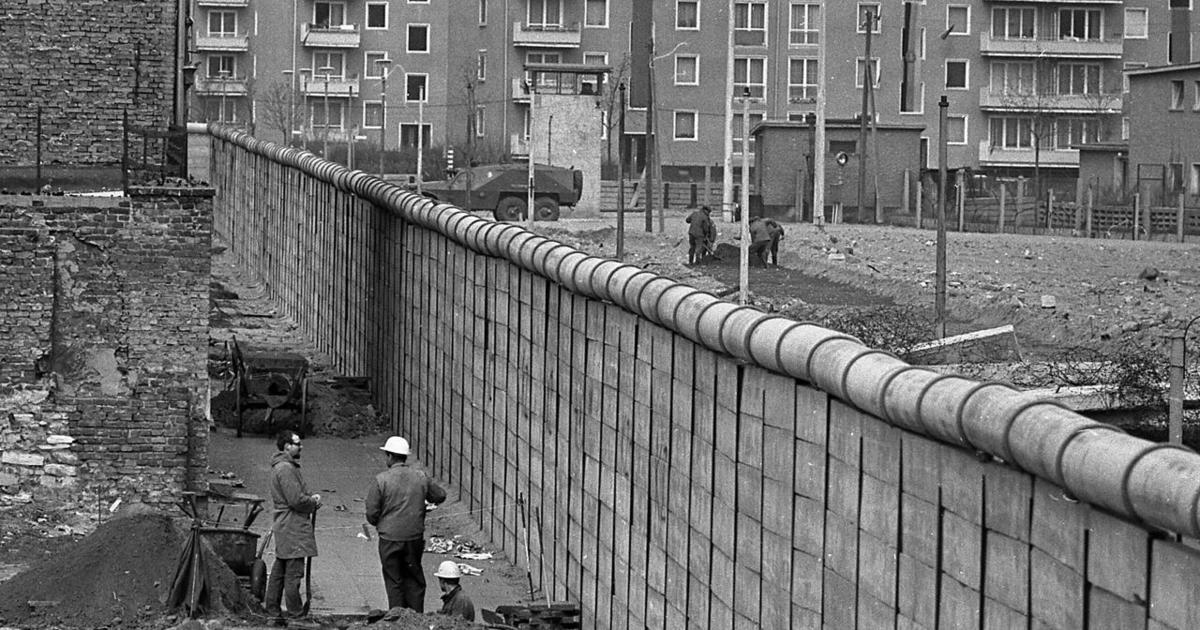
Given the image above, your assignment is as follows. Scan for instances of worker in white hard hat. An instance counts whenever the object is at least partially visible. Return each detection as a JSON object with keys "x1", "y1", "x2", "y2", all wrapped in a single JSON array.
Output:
[
  {"x1": 433, "y1": 560, "x2": 475, "y2": 622},
  {"x1": 365, "y1": 436, "x2": 447, "y2": 612}
]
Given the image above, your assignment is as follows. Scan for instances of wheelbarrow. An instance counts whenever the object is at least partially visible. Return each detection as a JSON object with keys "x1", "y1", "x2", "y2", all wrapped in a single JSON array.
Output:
[{"x1": 228, "y1": 337, "x2": 310, "y2": 438}]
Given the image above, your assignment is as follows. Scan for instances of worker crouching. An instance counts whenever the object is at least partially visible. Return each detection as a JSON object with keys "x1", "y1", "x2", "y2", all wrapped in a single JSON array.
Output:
[{"x1": 433, "y1": 560, "x2": 475, "y2": 622}]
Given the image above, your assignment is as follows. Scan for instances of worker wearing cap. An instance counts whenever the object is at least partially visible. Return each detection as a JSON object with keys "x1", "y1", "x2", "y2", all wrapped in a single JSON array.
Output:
[
  {"x1": 433, "y1": 560, "x2": 475, "y2": 622},
  {"x1": 365, "y1": 436, "x2": 447, "y2": 612},
  {"x1": 264, "y1": 430, "x2": 321, "y2": 623},
  {"x1": 685, "y1": 205, "x2": 717, "y2": 265}
]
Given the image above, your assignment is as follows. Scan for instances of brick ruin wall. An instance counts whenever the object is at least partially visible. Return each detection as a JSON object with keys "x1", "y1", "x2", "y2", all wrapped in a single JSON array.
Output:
[
  {"x1": 0, "y1": 189, "x2": 212, "y2": 507},
  {"x1": 0, "y1": 0, "x2": 178, "y2": 166}
]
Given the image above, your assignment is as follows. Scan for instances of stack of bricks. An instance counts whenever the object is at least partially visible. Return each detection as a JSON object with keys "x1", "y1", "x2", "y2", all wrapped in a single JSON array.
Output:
[
  {"x1": 0, "y1": 0, "x2": 178, "y2": 166},
  {"x1": 0, "y1": 187, "x2": 212, "y2": 508}
]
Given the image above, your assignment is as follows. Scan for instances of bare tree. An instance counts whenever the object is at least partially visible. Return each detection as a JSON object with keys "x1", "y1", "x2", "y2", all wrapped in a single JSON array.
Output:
[
  {"x1": 256, "y1": 79, "x2": 305, "y2": 146},
  {"x1": 600, "y1": 53, "x2": 632, "y2": 170}
]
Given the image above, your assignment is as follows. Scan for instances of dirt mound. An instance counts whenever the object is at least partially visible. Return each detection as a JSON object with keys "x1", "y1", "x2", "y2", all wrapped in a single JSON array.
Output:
[
  {"x1": 0, "y1": 513, "x2": 246, "y2": 629},
  {"x1": 347, "y1": 608, "x2": 477, "y2": 630}
]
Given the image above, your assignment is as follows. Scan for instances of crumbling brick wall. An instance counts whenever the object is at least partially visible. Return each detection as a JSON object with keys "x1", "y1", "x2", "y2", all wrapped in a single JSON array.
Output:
[
  {"x1": 0, "y1": 188, "x2": 212, "y2": 507},
  {"x1": 0, "y1": 0, "x2": 178, "y2": 166}
]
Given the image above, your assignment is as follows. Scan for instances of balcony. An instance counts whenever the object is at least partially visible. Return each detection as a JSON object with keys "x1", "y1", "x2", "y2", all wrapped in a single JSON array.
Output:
[
  {"x1": 979, "y1": 88, "x2": 1122, "y2": 112},
  {"x1": 978, "y1": 141, "x2": 1078, "y2": 168},
  {"x1": 194, "y1": 76, "x2": 249, "y2": 97},
  {"x1": 302, "y1": 23, "x2": 361, "y2": 48},
  {"x1": 301, "y1": 76, "x2": 360, "y2": 98},
  {"x1": 195, "y1": 34, "x2": 249, "y2": 52},
  {"x1": 979, "y1": 33, "x2": 1122, "y2": 58},
  {"x1": 512, "y1": 21, "x2": 581, "y2": 48},
  {"x1": 197, "y1": 0, "x2": 248, "y2": 6}
]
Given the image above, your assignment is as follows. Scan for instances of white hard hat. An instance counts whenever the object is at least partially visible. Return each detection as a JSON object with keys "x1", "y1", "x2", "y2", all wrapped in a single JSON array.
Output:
[
  {"x1": 434, "y1": 560, "x2": 462, "y2": 580},
  {"x1": 380, "y1": 436, "x2": 410, "y2": 456}
]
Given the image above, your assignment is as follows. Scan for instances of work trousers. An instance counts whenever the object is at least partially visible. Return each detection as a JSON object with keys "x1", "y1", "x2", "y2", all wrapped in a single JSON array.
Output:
[
  {"x1": 378, "y1": 537, "x2": 426, "y2": 611},
  {"x1": 264, "y1": 557, "x2": 307, "y2": 617},
  {"x1": 688, "y1": 235, "x2": 706, "y2": 264}
]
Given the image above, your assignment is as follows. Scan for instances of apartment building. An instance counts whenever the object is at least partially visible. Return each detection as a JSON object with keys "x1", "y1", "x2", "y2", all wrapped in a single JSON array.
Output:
[{"x1": 188, "y1": 0, "x2": 1198, "y2": 180}]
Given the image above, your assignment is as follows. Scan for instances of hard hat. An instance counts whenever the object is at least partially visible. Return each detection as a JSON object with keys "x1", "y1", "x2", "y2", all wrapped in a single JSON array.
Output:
[
  {"x1": 434, "y1": 560, "x2": 462, "y2": 580},
  {"x1": 380, "y1": 436, "x2": 410, "y2": 456}
]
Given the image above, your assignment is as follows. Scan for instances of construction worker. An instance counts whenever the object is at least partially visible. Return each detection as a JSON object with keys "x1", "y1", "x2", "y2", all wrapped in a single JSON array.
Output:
[
  {"x1": 764, "y1": 218, "x2": 785, "y2": 266},
  {"x1": 433, "y1": 560, "x2": 475, "y2": 622},
  {"x1": 685, "y1": 205, "x2": 716, "y2": 265},
  {"x1": 365, "y1": 436, "x2": 447, "y2": 612},
  {"x1": 748, "y1": 217, "x2": 774, "y2": 267},
  {"x1": 264, "y1": 430, "x2": 322, "y2": 625}
]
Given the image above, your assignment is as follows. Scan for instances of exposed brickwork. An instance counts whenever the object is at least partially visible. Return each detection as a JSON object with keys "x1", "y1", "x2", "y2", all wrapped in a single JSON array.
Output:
[
  {"x1": 0, "y1": 188, "x2": 211, "y2": 506},
  {"x1": 0, "y1": 1, "x2": 178, "y2": 166}
]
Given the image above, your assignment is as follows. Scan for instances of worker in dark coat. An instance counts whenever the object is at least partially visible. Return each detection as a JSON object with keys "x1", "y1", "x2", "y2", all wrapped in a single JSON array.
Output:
[
  {"x1": 433, "y1": 561, "x2": 476, "y2": 621},
  {"x1": 685, "y1": 206, "x2": 717, "y2": 265},
  {"x1": 366, "y1": 436, "x2": 447, "y2": 612},
  {"x1": 748, "y1": 217, "x2": 774, "y2": 267},
  {"x1": 764, "y1": 218, "x2": 785, "y2": 266},
  {"x1": 264, "y1": 430, "x2": 322, "y2": 623}
]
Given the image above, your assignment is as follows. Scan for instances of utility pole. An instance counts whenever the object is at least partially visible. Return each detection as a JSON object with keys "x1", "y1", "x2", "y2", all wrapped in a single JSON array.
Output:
[
  {"x1": 527, "y1": 81, "x2": 536, "y2": 229},
  {"x1": 416, "y1": 84, "x2": 425, "y2": 194},
  {"x1": 617, "y1": 81, "x2": 627, "y2": 260},
  {"x1": 722, "y1": 0, "x2": 735, "y2": 223},
  {"x1": 857, "y1": 9, "x2": 877, "y2": 222},
  {"x1": 377, "y1": 58, "x2": 390, "y2": 177},
  {"x1": 644, "y1": 21, "x2": 656, "y2": 233},
  {"x1": 936, "y1": 95, "x2": 949, "y2": 339},
  {"x1": 465, "y1": 80, "x2": 475, "y2": 213},
  {"x1": 282, "y1": 69, "x2": 295, "y2": 145},
  {"x1": 739, "y1": 88, "x2": 751, "y2": 305},
  {"x1": 813, "y1": 0, "x2": 827, "y2": 224},
  {"x1": 319, "y1": 65, "x2": 334, "y2": 158}
]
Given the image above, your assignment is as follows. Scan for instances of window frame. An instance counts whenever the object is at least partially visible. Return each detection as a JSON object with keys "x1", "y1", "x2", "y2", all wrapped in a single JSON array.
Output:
[
  {"x1": 1194, "y1": 81, "x2": 1200, "y2": 111},
  {"x1": 673, "y1": 110, "x2": 699, "y2": 141},
  {"x1": 407, "y1": 23, "x2": 430, "y2": 53},
  {"x1": 406, "y1": 73, "x2": 429, "y2": 103},
  {"x1": 528, "y1": 0, "x2": 563, "y2": 28},
  {"x1": 855, "y1": 56, "x2": 881, "y2": 88},
  {"x1": 789, "y1": 2, "x2": 820, "y2": 46},
  {"x1": 1170, "y1": 80, "x2": 1185, "y2": 110},
  {"x1": 676, "y1": 0, "x2": 700, "y2": 30},
  {"x1": 475, "y1": 106, "x2": 486, "y2": 137},
  {"x1": 674, "y1": 54, "x2": 700, "y2": 86},
  {"x1": 476, "y1": 50, "x2": 487, "y2": 81},
  {"x1": 1057, "y1": 63, "x2": 1101, "y2": 96},
  {"x1": 207, "y1": 55, "x2": 237, "y2": 78},
  {"x1": 582, "y1": 52, "x2": 608, "y2": 93},
  {"x1": 991, "y1": 6, "x2": 1035, "y2": 41},
  {"x1": 732, "y1": 111, "x2": 764, "y2": 154},
  {"x1": 990, "y1": 116, "x2": 1032, "y2": 150},
  {"x1": 399, "y1": 123, "x2": 432, "y2": 148},
  {"x1": 362, "y1": 101, "x2": 383, "y2": 129},
  {"x1": 365, "y1": 2, "x2": 388, "y2": 30},
  {"x1": 733, "y1": 56, "x2": 767, "y2": 99},
  {"x1": 364, "y1": 52, "x2": 389, "y2": 79},
  {"x1": 312, "y1": 51, "x2": 346, "y2": 78},
  {"x1": 208, "y1": 10, "x2": 237, "y2": 37},
  {"x1": 990, "y1": 60, "x2": 1035, "y2": 96},
  {"x1": 1123, "y1": 8, "x2": 1148, "y2": 39},
  {"x1": 857, "y1": 3, "x2": 881, "y2": 34},
  {"x1": 944, "y1": 59, "x2": 969, "y2": 90},
  {"x1": 313, "y1": 2, "x2": 346, "y2": 27},
  {"x1": 478, "y1": 0, "x2": 487, "y2": 25},
  {"x1": 787, "y1": 57, "x2": 818, "y2": 102},
  {"x1": 584, "y1": 0, "x2": 609, "y2": 28},
  {"x1": 311, "y1": 100, "x2": 345, "y2": 129},
  {"x1": 947, "y1": 114, "x2": 968, "y2": 145},
  {"x1": 946, "y1": 5, "x2": 970, "y2": 36},
  {"x1": 734, "y1": 1, "x2": 769, "y2": 46},
  {"x1": 1059, "y1": 8, "x2": 1102, "y2": 41}
]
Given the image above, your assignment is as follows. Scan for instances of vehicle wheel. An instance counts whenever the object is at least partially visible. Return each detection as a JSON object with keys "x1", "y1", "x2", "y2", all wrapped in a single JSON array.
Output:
[
  {"x1": 534, "y1": 196, "x2": 560, "y2": 221},
  {"x1": 494, "y1": 197, "x2": 527, "y2": 222}
]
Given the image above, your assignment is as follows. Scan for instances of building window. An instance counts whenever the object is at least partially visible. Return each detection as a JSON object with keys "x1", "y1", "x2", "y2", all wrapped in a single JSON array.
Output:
[
  {"x1": 676, "y1": 1, "x2": 699, "y2": 29},
  {"x1": 585, "y1": 0, "x2": 607, "y2": 27},
  {"x1": 477, "y1": 50, "x2": 487, "y2": 81},
  {"x1": 407, "y1": 24, "x2": 429, "y2": 52},
  {"x1": 991, "y1": 7, "x2": 1034, "y2": 40},
  {"x1": 582, "y1": 52, "x2": 607, "y2": 93},
  {"x1": 366, "y1": 2, "x2": 387, "y2": 29},
  {"x1": 1195, "y1": 81, "x2": 1200, "y2": 110},
  {"x1": 947, "y1": 115, "x2": 967, "y2": 145},
  {"x1": 990, "y1": 117, "x2": 1031, "y2": 149},
  {"x1": 1191, "y1": 164, "x2": 1200, "y2": 195},
  {"x1": 829, "y1": 139, "x2": 857, "y2": 155},
  {"x1": 1169, "y1": 163, "x2": 1186, "y2": 192},
  {"x1": 363, "y1": 102, "x2": 383, "y2": 128},
  {"x1": 1056, "y1": 118, "x2": 1099, "y2": 148},
  {"x1": 207, "y1": 55, "x2": 236, "y2": 78},
  {"x1": 314, "y1": 2, "x2": 346, "y2": 27},
  {"x1": 946, "y1": 5, "x2": 969, "y2": 36},
  {"x1": 313, "y1": 51, "x2": 345, "y2": 77},
  {"x1": 1121, "y1": 117, "x2": 1129, "y2": 140},
  {"x1": 399, "y1": 123, "x2": 432, "y2": 148},
  {"x1": 945, "y1": 60, "x2": 968, "y2": 89},
  {"x1": 1171, "y1": 80, "x2": 1185, "y2": 110},
  {"x1": 788, "y1": 58, "x2": 818, "y2": 102},
  {"x1": 1170, "y1": 0, "x2": 1191, "y2": 8},
  {"x1": 855, "y1": 57, "x2": 880, "y2": 88},
  {"x1": 475, "y1": 106, "x2": 486, "y2": 137},
  {"x1": 311, "y1": 101, "x2": 344, "y2": 128},
  {"x1": 364, "y1": 52, "x2": 388, "y2": 78},
  {"x1": 734, "y1": 2, "x2": 767, "y2": 46},
  {"x1": 1058, "y1": 63, "x2": 1100, "y2": 95},
  {"x1": 528, "y1": 0, "x2": 563, "y2": 27},
  {"x1": 1124, "y1": 8, "x2": 1148, "y2": 39},
  {"x1": 733, "y1": 57, "x2": 766, "y2": 98},
  {"x1": 479, "y1": 0, "x2": 487, "y2": 25},
  {"x1": 406, "y1": 74, "x2": 428, "y2": 102},
  {"x1": 789, "y1": 3, "x2": 819, "y2": 45},
  {"x1": 674, "y1": 111, "x2": 698, "y2": 140},
  {"x1": 857, "y1": 3, "x2": 881, "y2": 33},
  {"x1": 675, "y1": 55, "x2": 699, "y2": 85},
  {"x1": 990, "y1": 61, "x2": 1034, "y2": 96},
  {"x1": 1059, "y1": 8, "x2": 1101, "y2": 41},
  {"x1": 208, "y1": 11, "x2": 237, "y2": 36},
  {"x1": 732, "y1": 112, "x2": 763, "y2": 154}
]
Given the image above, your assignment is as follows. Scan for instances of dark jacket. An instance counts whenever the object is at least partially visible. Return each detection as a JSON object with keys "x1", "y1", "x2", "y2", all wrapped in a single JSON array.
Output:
[
  {"x1": 749, "y1": 218, "x2": 773, "y2": 244},
  {"x1": 685, "y1": 209, "x2": 716, "y2": 241},
  {"x1": 365, "y1": 462, "x2": 447, "y2": 542},
  {"x1": 439, "y1": 585, "x2": 475, "y2": 621},
  {"x1": 269, "y1": 450, "x2": 320, "y2": 559}
]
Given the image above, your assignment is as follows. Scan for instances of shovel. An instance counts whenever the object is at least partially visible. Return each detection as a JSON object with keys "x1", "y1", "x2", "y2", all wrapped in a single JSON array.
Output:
[{"x1": 250, "y1": 529, "x2": 273, "y2": 602}]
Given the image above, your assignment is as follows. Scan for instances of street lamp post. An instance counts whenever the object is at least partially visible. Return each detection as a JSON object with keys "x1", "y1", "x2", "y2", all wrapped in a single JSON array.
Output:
[
  {"x1": 376, "y1": 58, "x2": 392, "y2": 177},
  {"x1": 319, "y1": 65, "x2": 335, "y2": 158},
  {"x1": 282, "y1": 69, "x2": 295, "y2": 145},
  {"x1": 298, "y1": 68, "x2": 312, "y2": 150},
  {"x1": 416, "y1": 84, "x2": 425, "y2": 194},
  {"x1": 218, "y1": 68, "x2": 231, "y2": 124}
]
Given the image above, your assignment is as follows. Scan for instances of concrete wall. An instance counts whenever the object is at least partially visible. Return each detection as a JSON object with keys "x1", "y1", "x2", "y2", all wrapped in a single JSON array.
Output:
[
  {"x1": 0, "y1": 0, "x2": 179, "y2": 166},
  {"x1": 0, "y1": 189, "x2": 212, "y2": 506},
  {"x1": 531, "y1": 94, "x2": 603, "y2": 213},
  {"x1": 210, "y1": 126, "x2": 1200, "y2": 630}
]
